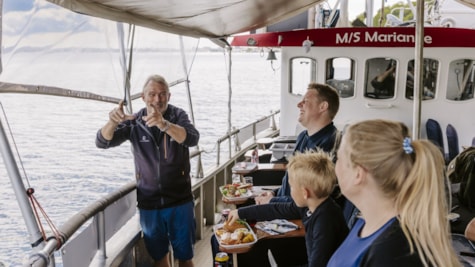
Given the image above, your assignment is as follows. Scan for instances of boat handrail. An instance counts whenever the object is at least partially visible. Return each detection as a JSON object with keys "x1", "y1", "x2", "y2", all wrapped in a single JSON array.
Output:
[
  {"x1": 189, "y1": 149, "x2": 202, "y2": 158},
  {"x1": 27, "y1": 181, "x2": 137, "y2": 267},
  {"x1": 59, "y1": 181, "x2": 136, "y2": 239},
  {"x1": 213, "y1": 110, "x2": 279, "y2": 166}
]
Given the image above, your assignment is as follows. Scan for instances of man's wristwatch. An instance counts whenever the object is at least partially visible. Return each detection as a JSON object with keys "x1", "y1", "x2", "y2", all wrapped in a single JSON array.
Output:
[{"x1": 160, "y1": 120, "x2": 171, "y2": 132}]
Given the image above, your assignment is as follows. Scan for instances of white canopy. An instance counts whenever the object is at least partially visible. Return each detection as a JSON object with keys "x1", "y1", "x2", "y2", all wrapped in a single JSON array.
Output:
[
  {"x1": 456, "y1": 0, "x2": 475, "y2": 8},
  {"x1": 47, "y1": 0, "x2": 322, "y2": 40}
]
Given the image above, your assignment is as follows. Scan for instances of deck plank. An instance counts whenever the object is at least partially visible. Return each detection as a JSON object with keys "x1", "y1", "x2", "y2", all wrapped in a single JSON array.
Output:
[{"x1": 193, "y1": 226, "x2": 214, "y2": 267}]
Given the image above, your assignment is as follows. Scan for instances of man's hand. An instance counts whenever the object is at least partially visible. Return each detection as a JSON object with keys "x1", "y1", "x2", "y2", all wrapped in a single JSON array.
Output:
[
  {"x1": 227, "y1": 209, "x2": 240, "y2": 225},
  {"x1": 142, "y1": 104, "x2": 167, "y2": 129},
  {"x1": 255, "y1": 191, "x2": 274, "y2": 205},
  {"x1": 102, "y1": 100, "x2": 135, "y2": 140},
  {"x1": 109, "y1": 100, "x2": 135, "y2": 124}
]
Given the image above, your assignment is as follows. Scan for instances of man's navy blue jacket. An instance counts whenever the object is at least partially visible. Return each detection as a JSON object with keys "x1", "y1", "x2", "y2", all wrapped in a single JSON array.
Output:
[{"x1": 96, "y1": 104, "x2": 200, "y2": 209}]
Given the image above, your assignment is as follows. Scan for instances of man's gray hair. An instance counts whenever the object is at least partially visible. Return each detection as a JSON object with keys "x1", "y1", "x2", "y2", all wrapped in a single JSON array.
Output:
[{"x1": 143, "y1": 74, "x2": 169, "y2": 92}]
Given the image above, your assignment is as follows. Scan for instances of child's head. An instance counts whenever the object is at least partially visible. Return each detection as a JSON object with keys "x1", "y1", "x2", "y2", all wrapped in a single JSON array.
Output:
[{"x1": 287, "y1": 150, "x2": 336, "y2": 206}]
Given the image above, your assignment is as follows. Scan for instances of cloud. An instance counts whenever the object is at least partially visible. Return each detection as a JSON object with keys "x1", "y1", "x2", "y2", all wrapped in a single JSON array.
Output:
[
  {"x1": 1, "y1": 3, "x2": 199, "y2": 50},
  {"x1": 3, "y1": 0, "x2": 97, "y2": 36}
]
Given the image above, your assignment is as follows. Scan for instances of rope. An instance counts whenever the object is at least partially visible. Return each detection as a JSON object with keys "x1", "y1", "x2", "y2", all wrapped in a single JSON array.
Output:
[
  {"x1": 26, "y1": 188, "x2": 63, "y2": 249},
  {"x1": 0, "y1": 103, "x2": 62, "y2": 249},
  {"x1": 0, "y1": 103, "x2": 31, "y2": 188}
]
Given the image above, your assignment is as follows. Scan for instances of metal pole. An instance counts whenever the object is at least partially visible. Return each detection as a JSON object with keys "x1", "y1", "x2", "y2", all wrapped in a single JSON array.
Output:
[
  {"x1": 366, "y1": 0, "x2": 374, "y2": 26},
  {"x1": 339, "y1": 0, "x2": 349, "y2": 27},
  {"x1": 412, "y1": 0, "x2": 424, "y2": 139},
  {"x1": 97, "y1": 211, "x2": 106, "y2": 263},
  {"x1": 226, "y1": 46, "x2": 233, "y2": 159},
  {"x1": 0, "y1": 118, "x2": 45, "y2": 253},
  {"x1": 226, "y1": 46, "x2": 232, "y2": 134},
  {"x1": 116, "y1": 22, "x2": 134, "y2": 114},
  {"x1": 179, "y1": 36, "x2": 196, "y2": 125}
]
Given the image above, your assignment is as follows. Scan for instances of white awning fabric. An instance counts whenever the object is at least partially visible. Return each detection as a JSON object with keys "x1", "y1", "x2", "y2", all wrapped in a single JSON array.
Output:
[
  {"x1": 455, "y1": 0, "x2": 475, "y2": 9},
  {"x1": 47, "y1": 0, "x2": 323, "y2": 39}
]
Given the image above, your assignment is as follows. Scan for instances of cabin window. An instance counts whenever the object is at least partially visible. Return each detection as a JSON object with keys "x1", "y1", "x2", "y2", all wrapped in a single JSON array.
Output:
[
  {"x1": 290, "y1": 57, "x2": 316, "y2": 95},
  {"x1": 405, "y1": 59, "x2": 438, "y2": 100},
  {"x1": 446, "y1": 59, "x2": 474, "y2": 101},
  {"x1": 365, "y1": 58, "x2": 396, "y2": 99},
  {"x1": 325, "y1": 57, "x2": 355, "y2": 98}
]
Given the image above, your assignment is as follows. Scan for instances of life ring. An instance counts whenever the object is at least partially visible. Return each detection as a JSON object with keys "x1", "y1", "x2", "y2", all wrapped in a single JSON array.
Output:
[{"x1": 440, "y1": 17, "x2": 456, "y2": 27}]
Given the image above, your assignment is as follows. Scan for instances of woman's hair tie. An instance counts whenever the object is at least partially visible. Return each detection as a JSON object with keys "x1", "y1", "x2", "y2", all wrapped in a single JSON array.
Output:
[{"x1": 403, "y1": 137, "x2": 414, "y2": 154}]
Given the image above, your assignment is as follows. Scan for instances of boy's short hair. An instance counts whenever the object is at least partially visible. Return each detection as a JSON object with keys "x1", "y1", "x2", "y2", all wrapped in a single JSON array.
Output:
[{"x1": 287, "y1": 150, "x2": 336, "y2": 198}]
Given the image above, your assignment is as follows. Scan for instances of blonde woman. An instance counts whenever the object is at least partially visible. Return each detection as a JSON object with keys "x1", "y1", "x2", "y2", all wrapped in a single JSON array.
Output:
[{"x1": 327, "y1": 119, "x2": 460, "y2": 267}]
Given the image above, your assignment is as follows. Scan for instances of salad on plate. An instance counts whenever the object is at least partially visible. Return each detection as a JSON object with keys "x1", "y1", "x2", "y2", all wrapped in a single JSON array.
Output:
[{"x1": 220, "y1": 182, "x2": 253, "y2": 201}]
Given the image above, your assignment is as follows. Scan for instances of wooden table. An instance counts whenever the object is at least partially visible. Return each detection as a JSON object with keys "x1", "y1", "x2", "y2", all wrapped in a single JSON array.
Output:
[
  {"x1": 232, "y1": 163, "x2": 287, "y2": 174},
  {"x1": 232, "y1": 163, "x2": 287, "y2": 186},
  {"x1": 218, "y1": 219, "x2": 305, "y2": 266}
]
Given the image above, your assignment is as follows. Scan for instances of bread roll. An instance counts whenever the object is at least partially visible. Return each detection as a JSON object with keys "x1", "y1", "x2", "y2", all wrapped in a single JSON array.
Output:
[{"x1": 223, "y1": 221, "x2": 247, "y2": 232}]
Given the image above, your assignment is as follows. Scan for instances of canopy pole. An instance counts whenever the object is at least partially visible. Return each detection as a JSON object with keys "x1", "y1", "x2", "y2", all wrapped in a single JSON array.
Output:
[
  {"x1": 179, "y1": 36, "x2": 196, "y2": 125},
  {"x1": 179, "y1": 36, "x2": 204, "y2": 178},
  {"x1": 116, "y1": 23, "x2": 134, "y2": 114},
  {"x1": 412, "y1": 0, "x2": 424, "y2": 139},
  {"x1": 226, "y1": 46, "x2": 232, "y2": 134}
]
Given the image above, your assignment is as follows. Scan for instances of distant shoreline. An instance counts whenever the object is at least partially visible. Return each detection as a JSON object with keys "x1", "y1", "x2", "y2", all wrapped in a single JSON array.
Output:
[{"x1": 3, "y1": 46, "x2": 276, "y2": 53}]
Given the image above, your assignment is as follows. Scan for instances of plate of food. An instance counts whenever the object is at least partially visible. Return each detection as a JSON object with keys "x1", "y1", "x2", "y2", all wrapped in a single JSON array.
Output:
[
  {"x1": 214, "y1": 220, "x2": 257, "y2": 249},
  {"x1": 219, "y1": 183, "x2": 254, "y2": 201}
]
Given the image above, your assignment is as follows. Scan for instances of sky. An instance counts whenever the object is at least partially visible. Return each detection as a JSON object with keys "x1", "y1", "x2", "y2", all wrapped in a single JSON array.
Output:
[{"x1": 327, "y1": 0, "x2": 405, "y2": 20}]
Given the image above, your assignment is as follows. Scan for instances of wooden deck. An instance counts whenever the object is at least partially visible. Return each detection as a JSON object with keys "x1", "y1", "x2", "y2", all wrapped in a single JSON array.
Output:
[
  {"x1": 193, "y1": 226, "x2": 214, "y2": 267},
  {"x1": 169, "y1": 226, "x2": 214, "y2": 267}
]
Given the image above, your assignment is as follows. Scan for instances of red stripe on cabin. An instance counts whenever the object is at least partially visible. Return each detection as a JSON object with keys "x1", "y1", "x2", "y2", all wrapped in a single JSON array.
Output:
[{"x1": 231, "y1": 27, "x2": 475, "y2": 48}]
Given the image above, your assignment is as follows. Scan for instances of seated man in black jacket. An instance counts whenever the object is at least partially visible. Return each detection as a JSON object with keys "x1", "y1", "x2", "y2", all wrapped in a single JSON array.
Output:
[{"x1": 255, "y1": 82, "x2": 340, "y2": 205}]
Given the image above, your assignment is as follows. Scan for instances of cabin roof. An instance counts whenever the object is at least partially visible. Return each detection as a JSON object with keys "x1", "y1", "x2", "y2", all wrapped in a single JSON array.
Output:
[{"x1": 46, "y1": 0, "x2": 322, "y2": 40}]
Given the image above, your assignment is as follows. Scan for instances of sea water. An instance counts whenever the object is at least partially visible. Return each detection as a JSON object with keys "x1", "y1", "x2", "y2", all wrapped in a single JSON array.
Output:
[{"x1": 0, "y1": 52, "x2": 281, "y2": 266}]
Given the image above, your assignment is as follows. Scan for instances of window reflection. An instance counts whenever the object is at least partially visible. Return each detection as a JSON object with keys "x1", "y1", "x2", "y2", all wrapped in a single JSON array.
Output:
[
  {"x1": 446, "y1": 59, "x2": 474, "y2": 101},
  {"x1": 325, "y1": 57, "x2": 355, "y2": 98},
  {"x1": 405, "y1": 59, "x2": 438, "y2": 100},
  {"x1": 365, "y1": 58, "x2": 396, "y2": 99},
  {"x1": 290, "y1": 57, "x2": 316, "y2": 95}
]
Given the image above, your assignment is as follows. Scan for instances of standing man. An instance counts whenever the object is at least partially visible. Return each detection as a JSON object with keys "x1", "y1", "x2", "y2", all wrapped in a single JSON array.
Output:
[
  {"x1": 96, "y1": 74, "x2": 199, "y2": 267},
  {"x1": 255, "y1": 82, "x2": 340, "y2": 204}
]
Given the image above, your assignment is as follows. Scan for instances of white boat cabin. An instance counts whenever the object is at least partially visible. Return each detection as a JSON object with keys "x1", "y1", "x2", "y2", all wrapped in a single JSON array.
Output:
[{"x1": 232, "y1": 27, "x2": 475, "y2": 155}]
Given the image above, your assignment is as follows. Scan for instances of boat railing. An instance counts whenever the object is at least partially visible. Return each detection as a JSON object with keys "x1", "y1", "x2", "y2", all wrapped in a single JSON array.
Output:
[
  {"x1": 187, "y1": 109, "x2": 279, "y2": 179},
  {"x1": 28, "y1": 181, "x2": 140, "y2": 266},
  {"x1": 214, "y1": 110, "x2": 279, "y2": 166}
]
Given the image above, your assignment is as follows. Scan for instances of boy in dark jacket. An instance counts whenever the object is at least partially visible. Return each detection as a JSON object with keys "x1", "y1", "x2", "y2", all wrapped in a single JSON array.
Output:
[{"x1": 227, "y1": 150, "x2": 348, "y2": 267}]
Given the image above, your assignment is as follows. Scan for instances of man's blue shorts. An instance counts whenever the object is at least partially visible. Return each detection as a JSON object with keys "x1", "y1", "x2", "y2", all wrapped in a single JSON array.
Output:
[{"x1": 139, "y1": 201, "x2": 196, "y2": 261}]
